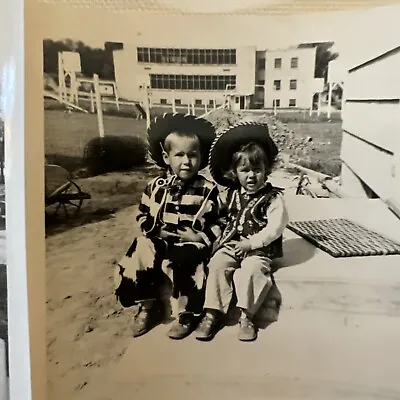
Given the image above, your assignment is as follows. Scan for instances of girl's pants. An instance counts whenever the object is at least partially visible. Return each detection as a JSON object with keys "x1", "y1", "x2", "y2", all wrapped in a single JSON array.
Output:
[
  {"x1": 114, "y1": 236, "x2": 209, "y2": 317},
  {"x1": 204, "y1": 242, "x2": 273, "y2": 316}
]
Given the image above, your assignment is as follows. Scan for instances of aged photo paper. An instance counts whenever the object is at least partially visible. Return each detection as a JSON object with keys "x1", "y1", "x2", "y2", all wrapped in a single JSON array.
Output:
[{"x1": 18, "y1": 1, "x2": 400, "y2": 399}]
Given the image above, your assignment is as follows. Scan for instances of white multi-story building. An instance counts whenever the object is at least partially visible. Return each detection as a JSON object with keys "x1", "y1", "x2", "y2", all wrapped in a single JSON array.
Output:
[
  {"x1": 255, "y1": 46, "x2": 319, "y2": 109},
  {"x1": 113, "y1": 44, "x2": 256, "y2": 109},
  {"x1": 113, "y1": 43, "x2": 322, "y2": 110}
]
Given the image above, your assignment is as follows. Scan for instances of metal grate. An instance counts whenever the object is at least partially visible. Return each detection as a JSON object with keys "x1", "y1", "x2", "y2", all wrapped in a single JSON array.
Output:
[{"x1": 287, "y1": 218, "x2": 400, "y2": 258}]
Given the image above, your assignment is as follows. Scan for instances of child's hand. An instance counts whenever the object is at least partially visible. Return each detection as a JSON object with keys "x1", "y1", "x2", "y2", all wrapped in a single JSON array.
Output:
[
  {"x1": 177, "y1": 227, "x2": 204, "y2": 243},
  {"x1": 159, "y1": 228, "x2": 180, "y2": 240},
  {"x1": 234, "y1": 239, "x2": 252, "y2": 257}
]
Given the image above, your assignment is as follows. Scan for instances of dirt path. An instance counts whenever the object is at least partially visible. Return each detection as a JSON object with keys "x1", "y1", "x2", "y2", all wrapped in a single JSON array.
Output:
[
  {"x1": 46, "y1": 206, "x2": 139, "y2": 399},
  {"x1": 45, "y1": 169, "x2": 300, "y2": 399}
]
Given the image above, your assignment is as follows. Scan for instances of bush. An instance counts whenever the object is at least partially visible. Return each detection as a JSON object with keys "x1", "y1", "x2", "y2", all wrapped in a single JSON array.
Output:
[
  {"x1": 83, "y1": 135, "x2": 148, "y2": 176},
  {"x1": 45, "y1": 154, "x2": 84, "y2": 173}
]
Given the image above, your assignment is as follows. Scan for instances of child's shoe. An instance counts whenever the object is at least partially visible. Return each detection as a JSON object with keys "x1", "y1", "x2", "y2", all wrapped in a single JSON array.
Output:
[
  {"x1": 132, "y1": 301, "x2": 162, "y2": 338},
  {"x1": 167, "y1": 312, "x2": 196, "y2": 340},
  {"x1": 195, "y1": 310, "x2": 220, "y2": 341},
  {"x1": 238, "y1": 315, "x2": 257, "y2": 342}
]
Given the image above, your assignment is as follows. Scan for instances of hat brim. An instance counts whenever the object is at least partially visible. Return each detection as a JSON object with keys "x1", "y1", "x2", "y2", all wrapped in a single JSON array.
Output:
[
  {"x1": 209, "y1": 122, "x2": 278, "y2": 187},
  {"x1": 148, "y1": 113, "x2": 216, "y2": 169}
]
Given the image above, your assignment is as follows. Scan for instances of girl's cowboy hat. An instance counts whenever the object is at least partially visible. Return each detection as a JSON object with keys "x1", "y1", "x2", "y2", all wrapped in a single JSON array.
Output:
[
  {"x1": 147, "y1": 113, "x2": 216, "y2": 170},
  {"x1": 209, "y1": 122, "x2": 278, "y2": 187}
]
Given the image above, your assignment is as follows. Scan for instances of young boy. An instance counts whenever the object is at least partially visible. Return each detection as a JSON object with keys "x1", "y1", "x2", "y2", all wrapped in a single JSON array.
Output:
[
  {"x1": 195, "y1": 122, "x2": 289, "y2": 342},
  {"x1": 114, "y1": 113, "x2": 221, "y2": 340}
]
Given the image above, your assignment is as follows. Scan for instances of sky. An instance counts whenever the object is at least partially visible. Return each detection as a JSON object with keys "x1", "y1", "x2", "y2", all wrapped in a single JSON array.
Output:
[{"x1": 37, "y1": 1, "x2": 400, "y2": 75}]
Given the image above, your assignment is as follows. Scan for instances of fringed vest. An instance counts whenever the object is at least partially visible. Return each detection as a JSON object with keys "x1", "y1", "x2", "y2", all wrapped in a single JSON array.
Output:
[{"x1": 217, "y1": 183, "x2": 284, "y2": 259}]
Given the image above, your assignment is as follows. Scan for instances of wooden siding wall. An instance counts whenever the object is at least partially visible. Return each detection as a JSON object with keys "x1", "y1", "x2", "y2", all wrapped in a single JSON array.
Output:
[{"x1": 341, "y1": 46, "x2": 400, "y2": 203}]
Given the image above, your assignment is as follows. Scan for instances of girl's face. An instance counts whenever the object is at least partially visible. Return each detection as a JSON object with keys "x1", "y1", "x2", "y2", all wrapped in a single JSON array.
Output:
[{"x1": 236, "y1": 157, "x2": 266, "y2": 193}]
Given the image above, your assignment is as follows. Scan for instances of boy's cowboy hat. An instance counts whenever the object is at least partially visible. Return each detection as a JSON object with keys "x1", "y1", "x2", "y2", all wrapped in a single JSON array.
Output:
[
  {"x1": 209, "y1": 122, "x2": 278, "y2": 187},
  {"x1": 147, "y1": 113, "x2": 216, "y2": 169}
]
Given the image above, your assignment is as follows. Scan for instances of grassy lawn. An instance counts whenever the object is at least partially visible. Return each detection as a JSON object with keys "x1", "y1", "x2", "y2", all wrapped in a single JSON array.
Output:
[
  {"x1": 45, "y1": 110, "x2": 147, "y2": 171},
  {"x1": 44, "y1": 109, "x2": 343, "y2": 233},
  {"x1": 284, "y1": 121, "x2": 342, "y2": 176}
]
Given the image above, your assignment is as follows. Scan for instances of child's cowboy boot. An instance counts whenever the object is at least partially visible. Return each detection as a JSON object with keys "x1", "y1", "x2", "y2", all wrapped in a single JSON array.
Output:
[
  {"x1": 195, "y1": 310, "x2": 220, "y2": 341},
  {"x1": 132, "y1": 300, "x2": 162, "y2": 338},
  {"x1": 167, "y1": 312, "x2": 197, "y2": 340},
  {"x1": 238, "y1": 314, "x2": 257, "y2": 342}
]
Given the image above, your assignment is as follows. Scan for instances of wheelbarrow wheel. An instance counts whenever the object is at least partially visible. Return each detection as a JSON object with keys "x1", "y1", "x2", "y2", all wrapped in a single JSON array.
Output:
[{"x1": 46, "y1": 181, "x2": 87, "y2": 219}]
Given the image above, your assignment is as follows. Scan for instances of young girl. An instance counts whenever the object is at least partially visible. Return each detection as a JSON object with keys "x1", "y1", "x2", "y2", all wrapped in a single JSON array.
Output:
[{"x1": 195, "y1": 122, "x2": 289, "y2": 342}]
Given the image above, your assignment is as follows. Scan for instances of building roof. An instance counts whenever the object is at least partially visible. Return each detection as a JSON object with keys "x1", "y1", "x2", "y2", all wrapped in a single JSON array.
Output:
[{"x1": 298, "y1": 42, "x2": 334, "y2": 49}]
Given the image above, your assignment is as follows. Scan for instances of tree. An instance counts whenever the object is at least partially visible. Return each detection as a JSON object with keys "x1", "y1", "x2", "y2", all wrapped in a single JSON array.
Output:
[
  {"x1": 43, "y1": 39, "x2": 70, "y2": 75},
  {"x1": 314, "y1": 42, "x2": 339, "y2": 81},
  {"x1": 298, "y1": 41, "x2": 339, "y2": 81},
  {"x1": 42, "y1": 38, "x2": 118, "y2": 80}
]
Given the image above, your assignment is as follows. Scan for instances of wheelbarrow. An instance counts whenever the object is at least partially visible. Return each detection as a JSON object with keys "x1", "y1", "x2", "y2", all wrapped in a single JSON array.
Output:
[{"x1": 45, "y1": 164, "x2": 91, "y2": 219}]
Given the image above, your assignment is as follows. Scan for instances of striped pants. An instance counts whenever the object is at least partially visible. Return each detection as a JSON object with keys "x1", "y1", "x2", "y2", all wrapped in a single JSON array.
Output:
[{"x1": 114, "y1": 236, "x2": 209, "y2": 317}]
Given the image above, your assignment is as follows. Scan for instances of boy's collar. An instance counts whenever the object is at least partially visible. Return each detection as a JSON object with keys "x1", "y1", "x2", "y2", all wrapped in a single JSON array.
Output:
[{"x1": 168, "y1": 173, "x2": 201, "y2": 186}]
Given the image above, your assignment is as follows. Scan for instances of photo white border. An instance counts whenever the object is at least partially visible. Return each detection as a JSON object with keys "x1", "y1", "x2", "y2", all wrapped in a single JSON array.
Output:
[{"x1": 4, "y1": 0, "x2": 47, "y2": 399}]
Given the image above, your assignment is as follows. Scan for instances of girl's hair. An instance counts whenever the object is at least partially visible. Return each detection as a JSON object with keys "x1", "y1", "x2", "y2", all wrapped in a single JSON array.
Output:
[{"x1": 223, "y1": 142, "x2": 275, "y2": 182}]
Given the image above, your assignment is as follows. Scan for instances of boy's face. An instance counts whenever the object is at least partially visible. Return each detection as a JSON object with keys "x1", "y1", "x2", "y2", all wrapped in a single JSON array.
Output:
[
  {"x1": 162, "y1": 133, "x2": 202, "y2": 181},
  {"x1": 236, "y1": 158, "x2": 266, "y2": 193}
]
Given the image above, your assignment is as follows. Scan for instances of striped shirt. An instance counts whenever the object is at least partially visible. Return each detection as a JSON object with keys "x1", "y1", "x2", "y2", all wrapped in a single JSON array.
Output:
[{"x1": 137, "y1": 174, "x2": 221, "y2": 248}]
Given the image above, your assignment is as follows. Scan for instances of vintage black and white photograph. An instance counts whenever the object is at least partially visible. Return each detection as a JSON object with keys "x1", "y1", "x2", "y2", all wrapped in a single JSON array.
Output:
[{"x1": 41, "y1": 1, "x2": 400, "y2": 399}]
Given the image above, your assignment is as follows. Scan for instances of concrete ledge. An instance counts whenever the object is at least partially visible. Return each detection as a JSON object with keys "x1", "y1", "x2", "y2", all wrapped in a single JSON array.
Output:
[{"x1": 107, "y1": 310, "x2": 400, "y2": 400}]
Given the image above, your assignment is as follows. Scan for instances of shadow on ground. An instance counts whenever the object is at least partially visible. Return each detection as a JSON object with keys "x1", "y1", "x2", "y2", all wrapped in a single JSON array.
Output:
[
  {"x1": 45, "y1": 210, "x2": 116, "y2": 236},
  {"x1": 273, "y1": 237, "x2": 317, "y2": 271}
]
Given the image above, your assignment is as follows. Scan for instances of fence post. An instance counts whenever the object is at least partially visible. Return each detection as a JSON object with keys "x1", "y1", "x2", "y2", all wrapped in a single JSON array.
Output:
[
  {"x1": 93, "y1": 74, "x2": 105, "y2": 138},
  {"x1": 114, "y1": 83, "x2": 120, "y2": 111},
  {"x1": 327, "y1": 82, "x2": 333, "y2": 119},
  {"x1": 317, "y1": 92, "x2": 321, "y2": 117},
  {"x1": 89, "y1": 90, "x2": 95, "y2": 113},
  {"x1": 58, "y1": 52, "x2": 65, "y2": 102},
  {"x1": 144, "y1": 86, "x2": 151, "y2": 129},
  {"x1": 172, "y1": 91, "x2": 176, "y2": 113}
]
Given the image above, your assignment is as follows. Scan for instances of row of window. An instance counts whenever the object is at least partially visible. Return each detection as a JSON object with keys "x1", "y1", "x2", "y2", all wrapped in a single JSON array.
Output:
[
  {"x1": 150, "y1": 74, "x2": 236, "y2": 90},
  {"x1": 257, "y1": 57, "x2": 299, "y2": 70},
  {"x1": 274, "y1": 79, "x2": 297, "y2": 90},
  {"x1": 160, "y1": 98, "x2": 217, "y2": 106},
  {"x1": 273, "y1": 99, "x2": 297, "y2": 107},
  {"x1": 137, "y1": 47, "x2": 236, "y2": 65},
  {"x1": 275, "y1": 57, "x2": 298, "y2": 69},
  {"x1": 256, "y1": 79, "x2": 298, "y2": 90},
  {"x1": 159, "y1": 98, "x2": 297, "y2": 107}
]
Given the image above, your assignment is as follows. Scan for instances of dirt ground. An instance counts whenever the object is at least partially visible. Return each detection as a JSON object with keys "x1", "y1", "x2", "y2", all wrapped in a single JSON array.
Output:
[
  {"x1": 46, "y1": 205, "x2": 136, "y2": 398},
  {"x1": 45, "y1": 168, "x2": 300, "y2": 400},
  {"x1": 44, "y1": 107, "x2": 342, "y2": 399}
]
